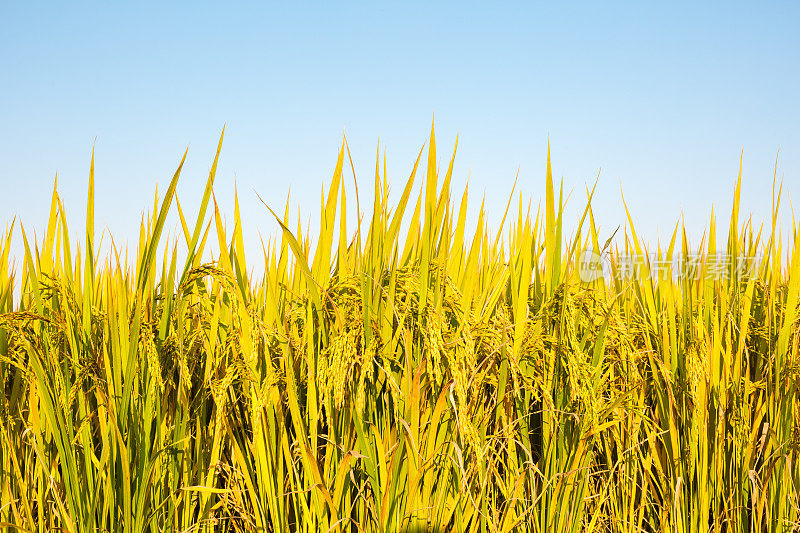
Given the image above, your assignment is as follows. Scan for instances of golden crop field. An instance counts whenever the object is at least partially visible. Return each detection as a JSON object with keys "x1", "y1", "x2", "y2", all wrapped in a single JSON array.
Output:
[{"x1": 1, "y1": 127, "x2": 798, "y2": 532}]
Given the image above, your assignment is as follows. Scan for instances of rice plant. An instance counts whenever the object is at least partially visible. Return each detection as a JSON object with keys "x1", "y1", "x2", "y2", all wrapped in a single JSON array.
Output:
[{"x1": 1, "y1": 126, "x2": 798, "y2": 532}]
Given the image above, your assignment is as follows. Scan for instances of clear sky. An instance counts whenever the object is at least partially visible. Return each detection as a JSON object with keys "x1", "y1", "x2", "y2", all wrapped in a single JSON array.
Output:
[{"x1": 1, "y1": 2, "x2": 798, "y2": 266}]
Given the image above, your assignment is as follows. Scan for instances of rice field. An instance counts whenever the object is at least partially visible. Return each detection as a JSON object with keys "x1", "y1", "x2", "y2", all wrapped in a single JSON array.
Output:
[{"x1": 1, "y1": 127, "x2": 799, "y2": 532}]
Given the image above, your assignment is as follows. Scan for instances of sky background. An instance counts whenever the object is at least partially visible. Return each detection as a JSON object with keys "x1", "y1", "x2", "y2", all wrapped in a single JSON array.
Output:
[{"x1": 1, "y1": 1, "x2": 799, "y2": 268}]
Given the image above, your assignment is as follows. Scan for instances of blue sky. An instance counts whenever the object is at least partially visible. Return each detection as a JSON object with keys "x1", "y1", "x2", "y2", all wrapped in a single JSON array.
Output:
[{"x1": 1, "y1": 2, "x2": 798, "y2": 265}]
